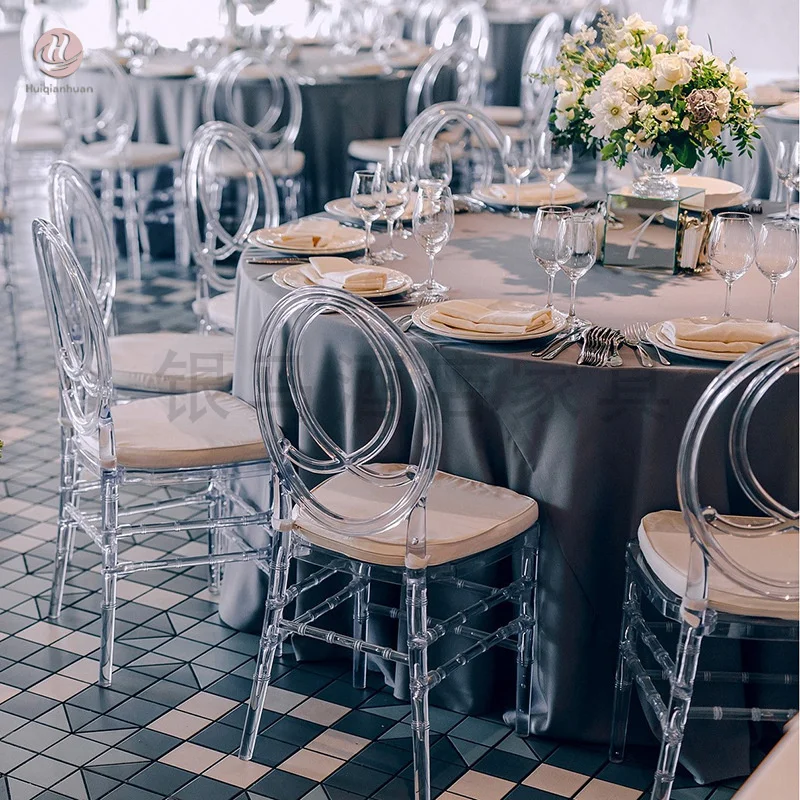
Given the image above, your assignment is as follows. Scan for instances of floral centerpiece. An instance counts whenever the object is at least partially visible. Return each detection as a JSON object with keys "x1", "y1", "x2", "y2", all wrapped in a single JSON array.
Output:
[{"x1": 541, "y1": 12, "x2": 760, "y2": 198}]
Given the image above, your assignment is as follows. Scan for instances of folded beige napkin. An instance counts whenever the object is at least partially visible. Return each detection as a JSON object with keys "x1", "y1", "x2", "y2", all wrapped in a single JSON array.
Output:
[
  {"x1": 486, "y1": 182, "x2": 578, "y2": 205},
  {"x1": 300, "y1": 257, "x2": 387, "y2": 292},
  {"x1": 429, "y1": 299, "x2": 553, "y2": 335},
  {"x1": 661, "y1": 318, "x2": 786, "y2": 354},
  {"x1": 774, "y1": 100, "x2": 800, "y2": 119},
  {"x1": 270, "y1": 219, "x2": 347, "y2": 249}
]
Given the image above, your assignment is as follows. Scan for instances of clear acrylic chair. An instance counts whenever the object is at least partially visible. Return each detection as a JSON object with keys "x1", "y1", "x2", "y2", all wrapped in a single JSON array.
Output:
[
  {"x1": 202, "y1": 50, "x2": 305, "y2": 220},
  {"x1": 661, "y1": 0, "x2": 697, "y2": 37},
  {"x1": 182, "y1": 120, "x2": 280, "y2": 335},
  {"x1": 49, "y1": 160, "x2": 236, "y2": 395},
  {"x1": 570, "y1": 0, "x2": 630, "y2": 33},
  {"x1": 432, "y1": 2, "x2": 490, "y2": 62},
  {"x1": 57, "y1": 50, "x2": 185, "y2": 281},
  {"x1": 347, "y1": 45, "x2": 484, "y2": 165},
  {"x1": 33, "y1": 217, "x2": 274, "y2": 687},
  {"x1": 411, "y1": 0, "x2": 452, "y2": 47},
  {"x1": 609, "y1": 335, "x2": 799, "y2": 800},
  {"x1": 237, "y1": 288, "x2": 541, "y2": 800}
]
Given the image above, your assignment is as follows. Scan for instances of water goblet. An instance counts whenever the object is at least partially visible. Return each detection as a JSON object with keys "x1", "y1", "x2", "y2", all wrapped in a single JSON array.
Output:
[
  {"x1": 377, "y1": 146, "x2": 411, "y2": 261},
  {"x1": 351, "y1": 167, "x2": 386, "y2": 265},
  {"x1": 503, "y1": 133, "x2": 534, "y2": 219},
  {"x1": 775, "y1": 140, "x2": 800, "y2": 221},
  {"x1": 755, "y1": 219, "x2": 798, "y2": 322},
  {"x1": 707, "y1": 212, "x2": 756, "y2": 318},
  {"x1": 535, "y1": 131, "x2": 573, "y2": 205},
  {"x1": 531, "y1": 205, "x2": 572, "y2": 309},
  {"x1": 412, "y1": 186, "x2": 455, "y2": 302},
  {"x1": 556, "y1": 215, "x2": 597, "y2": 328},
  {"x1": 416, "y1": 141, "x2": 452, "y2": 192}
]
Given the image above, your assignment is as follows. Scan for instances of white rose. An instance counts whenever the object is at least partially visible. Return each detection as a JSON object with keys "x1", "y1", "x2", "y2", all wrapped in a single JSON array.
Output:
[
  {"x1": 556, "y1": 88, "x2": 580, "y2": 112},
  {"x1": 637, "y1": 104, "x2": 653, "y2": 121},
  {"x1": 621, "y1": 13, "x2": 658, "y2": 38},
  {"x1": 652, "y1": 53, "x2": 693, "y2": 90},
  {"x1": 715, "y1": 87, "x2": 731, "y2": 119},
  {"x1": 729, "y1": 66, "x2": 748, "y2": 90},
  {"x1": 554, "y1": 111, "x2": 570, "y2": 131},
  {"x1": 675, "y1": 25, "x2": 689, "y2": 38},
  {"x1": 651, "y1": 33, "x2": 669, "y2": 48},
  {"x1": 555, "y1": 77, "x2": 568, "y2": 92}
]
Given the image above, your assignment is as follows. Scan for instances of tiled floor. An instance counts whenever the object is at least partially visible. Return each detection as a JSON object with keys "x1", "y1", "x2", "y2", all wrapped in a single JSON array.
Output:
[{"x1": 0, "y1": 166, "x2": 745, "y2": 800}]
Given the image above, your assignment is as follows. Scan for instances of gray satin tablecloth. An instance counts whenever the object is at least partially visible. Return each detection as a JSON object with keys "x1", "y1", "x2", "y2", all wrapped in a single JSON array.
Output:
[{"x1": 222, "y1": 211, "x2": 798, "y2": 782}]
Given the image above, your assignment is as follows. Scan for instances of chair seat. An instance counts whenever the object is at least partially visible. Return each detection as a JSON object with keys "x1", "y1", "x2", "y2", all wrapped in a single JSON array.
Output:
[
  {"x1": 14, "y1": 123, "x2": 65, "y2": 151},
  {"x1": 206, "y1": 291, "x2": 236, "y2": 331},
  {"x1": 70, "y1": 142, "x2": 182, "y2": 170},
  {"x1": 215, "y1": 147, "x2": 305, "y2": 178},
  {"x1": 99, "y1": 391, "x2": 267, "y2": 469},
  {"x1": 483, "y1": 105, "x2": 524, "y2": 127},
  {"x1": 347, "y1": 138, "x2": 403, "y2": 163},
  {"x1": 296, "y1": 464, "x2": 539, "y2": 567},
  {"x1": 734, "y1": 715, "x2": 799, "y2": 799},
  {"x1": 638, "y1": 511, "x2": 799, "y2": 621},
  {"x1": 109, "y1": 332, "x2": 234, "y2": 393}
]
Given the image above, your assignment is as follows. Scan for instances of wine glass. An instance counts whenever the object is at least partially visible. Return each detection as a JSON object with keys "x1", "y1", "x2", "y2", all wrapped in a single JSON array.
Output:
[
  {"x1": 377, "y1": 146, "x2": 411, "y2": 261},
  {"x1": 416, "y1": 141, "x2": 452, "y2": 191},
  {"x1": 556, "y1": 215, "x2": 597, "y2": 328},
  {"x1": 775, "y1": 140, "x2": 800, "y2": 221},
  {"x1": 535, "y1": 131, "x2": 573, "y2": 205},
  {"x1": 707, "y1": 212, "x2": 756, "y2": 318},
  {"x1": 350, "y1": 167, "x2": 386, "y2": 265},
  {"x1": 755, "y1": 219, "x2": 798, "y2": 322},
  {"x1": 412, "y1": 186, "x2": 455, "y2": 303},
  {"x1": 531, "y1": 206, "x2": 572, "y2": 309},
  {"x1": 503, "y1": 133, "x2": 534, "y2": 219}
]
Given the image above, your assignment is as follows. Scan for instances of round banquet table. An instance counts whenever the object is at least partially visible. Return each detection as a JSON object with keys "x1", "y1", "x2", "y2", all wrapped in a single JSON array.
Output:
[{"x1": 222, "y1": 210, "x2": 798, "y2": 783}]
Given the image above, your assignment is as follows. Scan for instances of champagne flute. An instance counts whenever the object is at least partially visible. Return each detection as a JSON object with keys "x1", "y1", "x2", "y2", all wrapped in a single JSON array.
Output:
[
  {"x1": 531, "y1": 206, "x2": 572, "y2": 309},
  {"x1": 412, "y1": 186, "x2": 455, "y2": 302},
  {"x1": 755, "y1": 219, "x2": 798, "y2": 322},
  {"x1": 350, "y1": 167, "x2": 386, "y2": 265},
  {"x1": 707, "y1": 212, "x2": 756, "y2": 318},
  {"x1": 775, "y1": 140, "x2": 800, "y2": 221},
  {"x1": 377, "y1": 146, "x2": 411, "y2": 261},
  {"x1": 556, "y1": 215, "x2": 597, "y2": 328},
  {"x1": 535, "y1": 131, "x2": 573, "y2": 205},
  {"x1": 503, "y1": 133, "x2": 534, "y2": 219},
  {"x1": 416, "y1": 141, "x2": 452, "y2": 191}
]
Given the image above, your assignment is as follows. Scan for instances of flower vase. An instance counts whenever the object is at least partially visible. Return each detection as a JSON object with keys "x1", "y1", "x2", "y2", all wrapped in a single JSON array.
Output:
[{"x1": 630, "y1": 148, "x2": 680, "y2": 200}]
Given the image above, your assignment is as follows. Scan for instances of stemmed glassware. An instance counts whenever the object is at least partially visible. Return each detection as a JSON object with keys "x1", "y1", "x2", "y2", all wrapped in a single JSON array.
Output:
[
  {"x1": 350, "y1": 167, "x2": 387, "y2": 266},
  {"x1": 412, "y1": 186, "x2": 455, "y2": 303},
  {"x1": 707, "y1": 212, "x2": 756, "y2": 318},
  {"x1": 556, "y1": 215, "x2": 597, "y2": 328},
  {"x1": 755, "y1": 219, "x2": 798, "y2": 322},
  {"x1": 377, "y1": 146, "x2": 411, "y2": 261},
  {"x1": 503, "y1": 133, "x2": 534, "y2": 219},
  {"x1": 535, "y1": 131, "x2": 573, "y2": 205},
  {"x1": 416, "y1": 141, "x2": 452, "y2": 191},
  {"x1": 531, "y1": 206, "x2": 572, "y2": 309},
  {"x1": 775, "y1": 140, "x2": 800, "y2": 221}
]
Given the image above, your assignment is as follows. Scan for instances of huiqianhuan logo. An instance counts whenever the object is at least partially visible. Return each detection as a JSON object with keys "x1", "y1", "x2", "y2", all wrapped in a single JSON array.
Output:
[{"x1": 33, "y1": 28, "x2": 84, "y2": 79}]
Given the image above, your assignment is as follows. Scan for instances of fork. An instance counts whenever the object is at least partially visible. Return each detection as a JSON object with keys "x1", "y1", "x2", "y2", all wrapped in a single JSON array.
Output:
[
  {"x1": 632, "y1": 321, "x2": 671, "y2": 365},
  {"x1": 622, "y1": 324, "x2": 654, "y2": 367},
  {"x1": 577, "y1": 327, "x2": 604, "y2": 366}
]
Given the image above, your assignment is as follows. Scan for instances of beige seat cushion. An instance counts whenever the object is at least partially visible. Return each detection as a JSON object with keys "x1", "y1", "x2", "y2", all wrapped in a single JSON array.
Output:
[
  {"x1": 296, "y1": 464, "x2": 538, "y2": 567},
  {"x1": 206, "y1": 291, "x2": 236, "y2": 331},
  {"x1": 106, "y1": 391, "x2": 267, "y2": 469},
  {"x1": 70, "y1": 141, "x2": 182, "y2": 170},
  {"x1": 734, "y1": 715, "x2": 799, "y2": 799},
  {"x1": 109, "y1": 332, "x2": 234, "y2": 393},
  {"x1": 347, "y1": 137, "x2": 403, "y2": 163},
  {"x1": 639, "y1": 511, "x2": 799, "y2": 621},
  {"x1": 215, "y1": 148, "x2": 305, "y2": 178},
  {"x1": 483, "y1": 105, "x2": 524, "y2": 127},
  {"x1": 14, "y1": 123, "x2": 65, "y2": 151}
]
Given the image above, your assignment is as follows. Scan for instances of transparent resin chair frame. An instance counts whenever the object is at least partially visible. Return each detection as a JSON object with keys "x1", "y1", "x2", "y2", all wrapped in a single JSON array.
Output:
[
  {"x1": 33, "y1": 218, "x2": 274, "y2": 687},
  {"x1": 609, "y1": 335, "x2": 799, "y2": 800},
  {"x1": 238, "y1": 288, "x2": 540, "y2": 800},
  {"x1": 520, "y1": 13, "x2": 564, "y2": 130},
  {"x1": 570, "y1": 0, "x2": 631, "y2": 34},
  {"x1": 432, "y1": 2, "x2": 490, "y2": 62}
]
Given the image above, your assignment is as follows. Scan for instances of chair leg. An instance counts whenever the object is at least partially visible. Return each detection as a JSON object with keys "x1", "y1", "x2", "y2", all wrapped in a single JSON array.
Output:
[
  {"x1": 352, "y1": 563, "x2": 371, "y2": 690},
  {"x1": 48, "y1": 426, "x2": 78, "y2": 620},
  {"x1": 206, "y1": 482, "x2": 224, "y2": 595},
  {"x1": 406, "y1": 568, "x2": 431, "y2": 800},
  {"x1": 240, "y1": 529, "x2": 292, "y2": 760},
  {"x1": 609, "y1": 566, "x2": 641, "y2": 763},
  {"x1": 515, "y1": 524, "x2": 539, "y2": 736},
  {"x1": 2, "y1": 223, "x2": 21, "y2": 364},
  {"x1": 121, "y1": 170, "x2": 142, "y2": 282},
  {"x1": 98, "y1": 470, "x2": 120, "y2": 687},
  {"x1": 650, "y1": 621, "x2": 704, "y2": 800}
]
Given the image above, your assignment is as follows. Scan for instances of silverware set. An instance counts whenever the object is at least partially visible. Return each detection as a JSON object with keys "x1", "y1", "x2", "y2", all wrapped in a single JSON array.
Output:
[{"x1": 577, "y1": 326, "x2": 624, "y2": 367}]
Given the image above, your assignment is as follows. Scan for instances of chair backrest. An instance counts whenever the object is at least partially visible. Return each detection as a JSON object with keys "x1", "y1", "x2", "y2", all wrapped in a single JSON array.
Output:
[
  {"x1": 570, "y1": 0, "x2": 630, "y2": 33},
  {"x1": 182, "y1": 120, "x2": 280, "y2": 292},
  {"x1": 520, "y1": 12, "x2": 564, "y2": 129},
  {"x1": 432, "y1": 2, "x2": 490, "y2": 62},
  {"x1": 32, "y1": 218, "x2": 115, "y2": 461},
  {"x1": 253, "y1": 287, "x2": 442, "y2": 566},
  {"x1": 202, "y1": 49, "x2": 302, "y2": 153},
  {"x1": 400, "y1": 102, "x2": 505, "y2": 188},
  {"x1": 1, "y1": 78, "x2": 26, "y2": 207},
  {"x1": 406, "y1": 45, "x2": 484, "y2": 128},
  {"x1": 661, "y1": 0, "x2": 696, "y2": 36},
  {"x1": 677, "y1": 335, "x2": 800, "y2": 612},
  {"x1": 20, "y1": 5, "x2": 66, "y2": 85},
  {"x1": 411, "y1": 0, "x2": 451, "y2": 47},
  {"x1": 48, "y1": 161, "x2": 117, "y2": 332}
]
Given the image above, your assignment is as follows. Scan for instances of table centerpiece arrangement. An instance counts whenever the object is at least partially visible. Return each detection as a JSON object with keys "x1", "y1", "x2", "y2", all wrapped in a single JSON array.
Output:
[{"x1": 539, "y1": 11, "x2": 760, "y2": 199}]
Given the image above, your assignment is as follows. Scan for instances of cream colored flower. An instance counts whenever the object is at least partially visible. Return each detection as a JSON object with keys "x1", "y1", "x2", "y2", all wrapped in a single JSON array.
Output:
[
  {"x1": 621, "y1": 13, "x2": 658, "y2": 38},
  {"x1": 555, "y1": 111, "x2": 570, "y2": 131},
  {"x1": 634, "y1": 130, "x2": 653, "y2": 148},
  {"x1": 729, "y1": 66, "x2": 748, "y2": 90},
  {"x1": 637, "y1": 104, "x2": 653, "y2": 121},
  {"x1": 651, "y1": 53, "x2": 693, "y2": 90},
  {"x1": 589, "y1": 92, "x2": 634, "y2": 138},
  {"x1": 556, "y1": 88, "x2": 580, "y2": 112},
  {"x1": 651, "y1": 33, "x2": 669, "y2": 48},
  {"x1": 681, "y1": 117, "x2": 691, "y2": 130},
  {"x1": 654, "y1": 104, "x2": 674, "y2": 122},
  {"x1": 675, "y1": 25, "x2": 689, "y2": 38},
  {"x1": 715, "y1": 87, "x2": 731, "y2": 119},
  {"x1": 706, "y1": 119, "x2": 722, "y2": 138}
]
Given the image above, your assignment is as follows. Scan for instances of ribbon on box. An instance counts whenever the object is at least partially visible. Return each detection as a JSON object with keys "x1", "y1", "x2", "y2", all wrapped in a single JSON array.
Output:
[{"x1": 676, "y1": 210, "x2": 712, "y2": 273}]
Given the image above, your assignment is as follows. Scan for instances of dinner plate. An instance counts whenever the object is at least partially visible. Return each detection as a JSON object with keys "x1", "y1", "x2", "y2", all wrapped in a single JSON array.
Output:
[
  {"x1": 412, "y1": 300, "x2": 567, "y2": 342},
  {"x1": 472, "y1": 182, "x2": 588, "y2": 210},
  {"x1": 249, "y1": 225, "x2": 372, "y2": 255},
  {"x1": 272, "y1": 264, "x2": 413, "y2": 298},
  {"x1": 324, "y1": 196, "x2": 416, "y2": 223},
  {"x1": 646, "y1": 318, "x2": 796, "y2": 363}
]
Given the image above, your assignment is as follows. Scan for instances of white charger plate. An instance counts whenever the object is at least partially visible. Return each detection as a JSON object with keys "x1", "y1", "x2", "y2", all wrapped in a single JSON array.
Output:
[
  {"x1": 249, "y1": 225, "x2": 372, "y2": 255},
  {"x1": 472, "y1": 183, "x2": 588, "y2": 210},
  {"x1": 324, "y1": 196, "x2": 415, "y2": 223},
  {"x1": 272, "y1": 264, "x2": 413, "y2": 298},
  {"x1": 412, "y1": 300, "x2": 567, "y2": 342}
]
